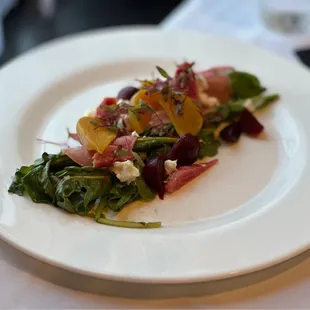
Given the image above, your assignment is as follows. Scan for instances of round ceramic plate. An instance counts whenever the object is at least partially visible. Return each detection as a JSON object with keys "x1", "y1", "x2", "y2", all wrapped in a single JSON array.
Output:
[{"x1": 0, "y1": 27, "x2": 309, "y2": 283}]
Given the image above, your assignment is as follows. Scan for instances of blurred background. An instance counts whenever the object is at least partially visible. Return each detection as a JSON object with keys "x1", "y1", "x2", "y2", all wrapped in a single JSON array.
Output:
[
  {"x1": 0, "y1": 0, "x2": 182, "y2": 66},
  {"x1": 1, "y1": 0, "x2": 310, "y2": 67}
]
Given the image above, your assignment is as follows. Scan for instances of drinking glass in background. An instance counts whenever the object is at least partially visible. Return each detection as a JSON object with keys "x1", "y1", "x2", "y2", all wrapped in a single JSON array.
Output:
[
  {"x1": 258, "y1": 0, "x2": 310, "y2": 59},
  {"x1": 261, "y1": 0, "x2": 310, "y2": 35}
]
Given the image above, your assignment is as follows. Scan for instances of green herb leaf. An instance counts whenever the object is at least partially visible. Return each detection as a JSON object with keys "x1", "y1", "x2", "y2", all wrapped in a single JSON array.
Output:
[
  {"x1": 156, "y1": 66, "x2": 170, "y2": 79},
  {"x1": 8, "y1": 153, "x2": 73, "y2": 197},
  {"x1": 55, "y1": 172, "x2": 112, "y2": 215},
  {"x1": 162, "y1": 86, "x2": 170, "y2": 101},
  {"x1": 55, "y1": 166, "x2": 110, "y2": 178},
  {"x1": 135, "y1": 177, "x2": 156, "y2": 201},
  {"x1": 198, "y1": 129, "x2": 221, "y2": 158},
  {"x1": 22, "y1": 166, "x2": 52, "y2": 204},
  {"x1": 229, "y1": 71, "x2": 266, "y2": 99},
  {"x1": 108, "y1": 182, "x2": 139, "y2": 212},
  {"x1": 107, "y1": 127, "x2": 120, "y2": 133},
  {"x1": 253, "y1": 94, "x2": 280, "y2": 110},
  {"x1": 228, "y1": 93, "x2": 280, "y2": 113},
  {"x1": 90, "y1": 121, "x2": 102, "y2": 127},
  {"x1": 39, "y1": 160, "x2": 56, "y2": 203},
  {"x1": 8, "y1": 165, "x2": 35, "y2": 196}
]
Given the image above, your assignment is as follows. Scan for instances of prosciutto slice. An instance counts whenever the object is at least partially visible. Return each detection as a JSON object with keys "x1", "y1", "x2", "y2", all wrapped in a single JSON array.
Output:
[
  {"x1": 198, "y1": 66, "x2": 235, "y2": 104},
  {"x1": 92, "y1": 135, "x2": 137, "y2": 168},
  {"x1": 63, "y1": 147, "x2": 95, "y2": 166},
  {"x1": 165, "y1": 160, "x2": 218, "y2": 193},
  {"x1": 149, "y1": 110, "x2": 171, "y2": 127}
]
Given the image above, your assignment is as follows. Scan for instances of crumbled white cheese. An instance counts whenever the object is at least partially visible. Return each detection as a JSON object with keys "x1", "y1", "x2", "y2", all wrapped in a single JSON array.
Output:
[
  {"x1": 84, "y1": 107, "x2": 97, "y2": 117},
  {"x1": 131, "y1": 131, "x2": 140, "y2": 137},
  {"x1": 196, "y1": 75, "x2": 220, "y2": 110},
  {"x1": 164, "y1": 160, "x2": 177, "y2": 175},
  {"x1": 112, "y1": 160, "x2": 140, "y2": 184},
  {"x1": 244, "y1": 99, "x2": 256, "y2": 113},
  {"x1": 200, "y1": 94, "x2": 220, "y2": 109},
  {"x1": 117, "y1": 99, "x2": 130, "y2": 105}
]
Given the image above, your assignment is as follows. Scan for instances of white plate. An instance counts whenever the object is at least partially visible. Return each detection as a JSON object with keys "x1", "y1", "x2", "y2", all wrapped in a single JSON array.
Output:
[{"x1": 0, "y1": 26, "x2": 309, "y2": 283}]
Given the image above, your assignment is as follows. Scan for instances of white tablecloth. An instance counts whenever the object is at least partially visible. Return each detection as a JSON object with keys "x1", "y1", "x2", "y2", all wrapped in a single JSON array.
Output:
[
  {"x1": 2, "y1": 237, "x2": 310, "y2": 308},
  {"x1": 2, "y1": 0, "x2": 310, "y2": 308}
]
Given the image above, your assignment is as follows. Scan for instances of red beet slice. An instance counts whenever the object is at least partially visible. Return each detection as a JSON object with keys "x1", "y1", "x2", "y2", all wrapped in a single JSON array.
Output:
[
  {"x1": 142, "y1": 156, "x2": 166, "y2": 199},
  {"x1": 166, "y1": 134, "x2": 200, "y2": 166},
  {"x1": 240, "y1": 108, "x2": 264, "y2": 136},
  {"x1": 220, "y1": 122, "x2": 242, "y2": 143}
]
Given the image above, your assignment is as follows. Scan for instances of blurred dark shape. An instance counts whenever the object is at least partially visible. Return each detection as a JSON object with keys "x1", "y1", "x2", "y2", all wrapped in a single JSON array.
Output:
[
  {"x1": 0, "y1": 0, "x2": 182, "y2": 66},
  {"x1": 295, "y1": 48, "x2": 310, "y2": 67}
]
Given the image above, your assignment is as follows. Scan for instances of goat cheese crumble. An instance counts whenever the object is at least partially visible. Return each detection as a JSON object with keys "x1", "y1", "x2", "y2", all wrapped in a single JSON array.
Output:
[
  {"x1": 164, "y1": 160, "x2": 177, "y2": 175},
  {"x1": 84, "y1": 107, "x2": 97, "y2": 117},
  {"x1": 112, "y1": 160, "x2": 140, "y2": 184}
]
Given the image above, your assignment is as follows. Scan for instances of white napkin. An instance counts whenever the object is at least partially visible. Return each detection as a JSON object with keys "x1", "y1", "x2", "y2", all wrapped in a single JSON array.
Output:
[{"x1": 161, "y1": 0, "x2": 310, "y2": 62}]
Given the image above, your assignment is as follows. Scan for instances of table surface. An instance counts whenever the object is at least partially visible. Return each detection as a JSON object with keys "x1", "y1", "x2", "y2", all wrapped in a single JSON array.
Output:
[
  {"x1": 2, "y1": 0, "x2": 310, "y2": 308},
  {"x1": 2, "y1": 237, "x2": 310, "y2": 308}
]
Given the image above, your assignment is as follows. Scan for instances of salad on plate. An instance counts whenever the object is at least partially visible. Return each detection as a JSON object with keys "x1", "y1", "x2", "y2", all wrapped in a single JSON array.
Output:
[{"x1": 8, "y1": 62, "x2": 279, "y2": 228}]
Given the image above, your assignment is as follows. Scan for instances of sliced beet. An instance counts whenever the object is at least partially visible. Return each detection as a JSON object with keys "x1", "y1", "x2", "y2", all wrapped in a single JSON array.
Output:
[
  {"x1": 166, "y1": 134, "x2": 200, "y2": 166},
  {"x1": 142, "y1": 156, "x2": 166, "y2": 199},
  {"x1": 240, "y1": 108, "x2": 264, "y2": 136},
  {"x1": 117, "y1": 86, "x2": 139, "y2": 100},
  {"x1": 220, "y1": 122, "x2": 242, "y2": 143}
]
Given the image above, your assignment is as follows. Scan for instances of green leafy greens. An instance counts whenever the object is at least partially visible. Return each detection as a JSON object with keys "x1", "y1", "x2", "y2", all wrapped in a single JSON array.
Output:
[
  {"x1": 229, "y1": 71, "x2": 266, "y2": 99},
  {"x1": 8, "y1": 152, "x2": 160, "y2": 228},
  {"x1": 198, "y1": 129, "x2": 221, "y2": 158}
]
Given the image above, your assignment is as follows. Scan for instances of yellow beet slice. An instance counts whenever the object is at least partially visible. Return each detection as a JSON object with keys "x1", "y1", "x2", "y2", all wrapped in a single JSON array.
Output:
[
  {"x1": 130, "y1": 89, "x2": 161, "y2": 110},
  {"x1": 126, "y1": 111, "x2": 150, "y2": 134},
  {"x1": 126, "y1": 89, "x2": 163, "y2": 133},
  {"x1": 76, "y1": 117, "x2": 117, "y2": 153},
  {"x1": 158, "y1": 94, "x2": 203, "y2": 136}
]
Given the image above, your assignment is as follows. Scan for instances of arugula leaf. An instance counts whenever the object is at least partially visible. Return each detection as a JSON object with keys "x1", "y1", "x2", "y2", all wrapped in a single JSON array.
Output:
[
  {"x1": 228, "y1": 94, "x2": 280, "y2": 113},
  {"x1": 107, "y1": 182, "x2": 139, "y2": 212},
  {"x1": 135, "y1": 177, "x2": 156, "y2": 201},
  {"x1": 22, "y1": 166, "x2": 52, "y2": 204},
  {"x1": 198, "y1": 129, "x2": 221, "y2": 158},
  {"x1": 55, "y1": 173, "x2": 112, "y2": 215},
  {"x1": 39, "y1": 160, "x2": 57, "y2": 203},
  {"x1": 9, "y1": 152, "x2": 154, "y2": 223},
  {"x1": 7, "y1": 152, "x2": 66, "y2": 197},
  {"x1": 229, "y1": 71, "x2": 266, "y2": 99},
  {"x1": 8, "y1": 165, "x2": 35, "y2": 196},
  {"x1": 156, "y1": 66, "x2": 170, "y2": 79},
  {"x1": 55, "y1": 166, "x2": 109, "y2": 178},
  {"x1": 252, "y1": 94, "x2": 280, "y2": 110}
]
